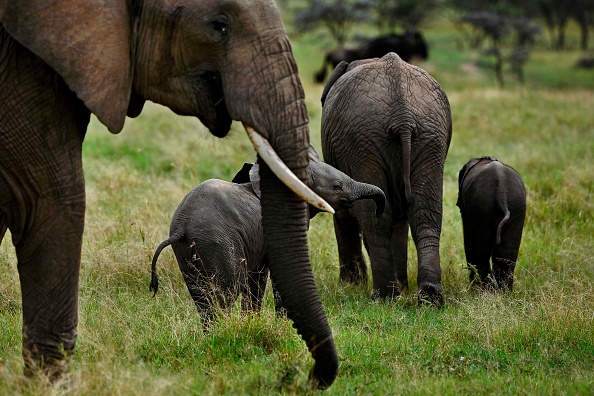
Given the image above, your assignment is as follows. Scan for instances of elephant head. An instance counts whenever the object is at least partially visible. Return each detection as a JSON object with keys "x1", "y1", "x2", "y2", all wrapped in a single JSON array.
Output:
[
  {"x1": 237, "y1": 146, "x2": 386, "y2": 219},
  {"x1": 0, "y1": 0, "x2": 337, "y2": 388},
  {"x1": 306, "y1": 147, "x2": 385, "y2": 218}
]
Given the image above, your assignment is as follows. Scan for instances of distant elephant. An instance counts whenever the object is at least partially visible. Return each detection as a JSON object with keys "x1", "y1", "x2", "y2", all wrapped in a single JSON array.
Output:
[
  {"x1": 0, "y1": 0, "x2": 338, "y2": 387},
  {"x1": 150, "y1": 147, "x2": 385, "y2": 327},
  {"x1": 320, "y1": 53, "x2": 453, "y2": 306},
  {"x1": 456, "y1": 157, "x2": 527, "y2": 291},
  {"x1": 315, "y1": 30, "x2": 429, "y2": 83}
]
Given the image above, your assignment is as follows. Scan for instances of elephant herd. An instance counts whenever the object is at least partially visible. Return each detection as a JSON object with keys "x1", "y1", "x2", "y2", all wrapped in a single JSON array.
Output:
[{"x1": 0, "y1": 0, "x2": 526, "y2": 390}]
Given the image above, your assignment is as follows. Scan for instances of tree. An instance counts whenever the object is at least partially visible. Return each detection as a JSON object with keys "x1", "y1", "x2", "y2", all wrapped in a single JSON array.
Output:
[
  {"x1": 457, "y1": 12, "x2": 541, "y2": 86},
  {"x1": 532, "y1": 0, "x2": 592, "y2": 50},
  {"x1": 371, "y1": 0, "x2": 440, "y2": 33},
  {"x1": 294, "y1": 0, "x2": 372, "y2": 46}
]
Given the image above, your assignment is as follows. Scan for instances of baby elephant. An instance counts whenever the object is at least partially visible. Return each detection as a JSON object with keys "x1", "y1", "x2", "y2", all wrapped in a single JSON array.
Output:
[
  {"x1": 456, "y1": 156, "x2": 527, "y2": 291},
  {"x1": 150, "y1": 147, "x2": 385, "y2": 327}
]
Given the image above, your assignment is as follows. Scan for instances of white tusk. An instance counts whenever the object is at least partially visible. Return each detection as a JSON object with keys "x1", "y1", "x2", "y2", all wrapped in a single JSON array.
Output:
[{"x1": 244, "y1": 124, "x2": 335, "y2": 214}]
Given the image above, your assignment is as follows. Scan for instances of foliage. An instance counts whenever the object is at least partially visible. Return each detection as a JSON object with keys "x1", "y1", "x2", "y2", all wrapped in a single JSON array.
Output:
[
  {"x1": 456, "y1": 12, "x2": 542, "y2": 86},
  {"x1": 292, "y1": 0, "x2": 441, "y2": 45},
  {"x1": 447, "y1": 0, "x2": 594, "y2": 50},
  {"x1": 293, "y1": 0, "x2": 372, "y2": 45},
  {"x1": 370, "y1": 0, "x2": 441, "y2": 33}
]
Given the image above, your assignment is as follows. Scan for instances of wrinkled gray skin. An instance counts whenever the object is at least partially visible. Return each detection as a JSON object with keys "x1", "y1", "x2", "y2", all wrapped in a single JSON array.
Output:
[
  {"x1": 456, "y1": 157, "x2": 527, "y2": 291},
  {"x1": 0, "y1": 0, "x2": 338, "y2": 387},
  {"x1": 320, "y1": 53, "x2": 452, "y2": 306},
  {"x1": 150, "y1": 147, "x2": 386, "y2": 327}
]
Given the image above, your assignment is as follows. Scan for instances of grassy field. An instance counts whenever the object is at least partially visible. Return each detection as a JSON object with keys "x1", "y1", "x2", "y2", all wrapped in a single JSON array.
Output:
[{"x1": 1, "y1": 17, "x2": 593, "y2": 396}]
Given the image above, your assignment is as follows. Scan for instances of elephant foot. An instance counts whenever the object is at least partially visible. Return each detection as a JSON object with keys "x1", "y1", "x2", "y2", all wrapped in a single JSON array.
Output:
[
  {"x1": 339, "y1": 266, "x2": 367, "y2": 286},
  {"x1": 23, "y1": 347, "x2": 72, "y2": 382},
  {"x1": 417, "y1": 282, "x2": 445, "y2": 307},
  {"x1": 370, "y1": 282, "x2": 401, "y2": 300}
]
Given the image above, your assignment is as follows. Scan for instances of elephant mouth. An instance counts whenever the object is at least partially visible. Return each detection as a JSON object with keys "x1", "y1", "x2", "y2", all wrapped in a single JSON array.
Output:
[
  {"x1": 338, "y1": 199, "x2": 354, "y2": 209},
  {"x1": 197, "y1": 71, "x2": 232, "y2": 138}
]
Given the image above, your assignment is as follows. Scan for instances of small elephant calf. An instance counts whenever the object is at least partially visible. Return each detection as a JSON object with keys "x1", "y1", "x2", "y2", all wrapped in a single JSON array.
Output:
[
  {"x1": 456, "y1": 156, "x2": 527, "y2": 291},
  {"x1": 150, "y1": 147, "x2": 385, "y2": 327}
]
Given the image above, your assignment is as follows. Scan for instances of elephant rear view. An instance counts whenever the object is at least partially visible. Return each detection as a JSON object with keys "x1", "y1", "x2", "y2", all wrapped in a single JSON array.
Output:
[
  {"x1": 321, "y1": 53, "x2": 453, "y2": 305},
  {"x1": 456, "y1": 157, "x2": 527, "y2": 291}
]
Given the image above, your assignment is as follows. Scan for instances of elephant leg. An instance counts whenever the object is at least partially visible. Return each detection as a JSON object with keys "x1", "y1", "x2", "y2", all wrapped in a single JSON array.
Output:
[
  {"x1": 333, "y1": 211, "x2": 367, "y2": 285},
  {"x1": 391, "y1": 220, "x2": 409, "y2": 292},
  {"x1": 270, "y1": 276, "x2": 286, "y2": 317},
  {"x1": 462, "y1": 219, "x2": 495, "y2": 289},
  {"x1": 408, "y1": 171, "x2": 446, "y2": 305},
  {"x1": 492, "y1": 256, "x2": 516, "y2": 291},
  {"x1": 181, "y1": 271, "x2": 216, "y2": 329},
  {"x1": 1, "y1": 139, "x2": 86, "y2": 377},
  {"x1": 0, "y1": 120, "x2": 87, "y2": 378},
  {"x1": 361, "y1": 214, "x2": 398, "y2": 299},
  {"x1": 492, "y1": 212, "x2": 525, "y2": 291},
  {"x1": 175, "y1": 242, "x2": 234, "y2": 329},
  {"x1": 243, "y1": 263, "x2": 268, "y2": 313},
  {"x1": 16, "y1": 197, "x2": 84, "y2": 378}
]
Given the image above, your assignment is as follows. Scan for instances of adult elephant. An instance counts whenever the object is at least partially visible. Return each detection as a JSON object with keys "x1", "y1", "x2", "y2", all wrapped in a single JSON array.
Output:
[
  {"x1": 0, "y1": 0, "x2": 338, "y2": 388},
  {"x1": 314, "y1": 30, "x2": 428, "y2": 83},
  {"x1": 320, "y1": 54, "x2": 452, "y2": 305}
]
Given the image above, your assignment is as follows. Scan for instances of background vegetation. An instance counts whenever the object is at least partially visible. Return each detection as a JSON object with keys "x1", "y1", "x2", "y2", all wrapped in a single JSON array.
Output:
[{"x1": 1, "y1": 4, "x2": 593, "y2": 395}]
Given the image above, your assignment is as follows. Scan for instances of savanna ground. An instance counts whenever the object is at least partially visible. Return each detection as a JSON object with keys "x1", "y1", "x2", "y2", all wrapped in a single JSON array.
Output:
[{"x1": 1, "y1": 14, "x2": 593, "y2": 396}]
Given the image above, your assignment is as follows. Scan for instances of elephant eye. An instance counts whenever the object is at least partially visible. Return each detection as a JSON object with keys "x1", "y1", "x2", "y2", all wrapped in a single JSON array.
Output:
[
  {"x1": 333, "y1": 181, "x2": 343, "y2": 191},
  {"x1": 211, "y1": 19, "x2": 228, "y2": 36}
]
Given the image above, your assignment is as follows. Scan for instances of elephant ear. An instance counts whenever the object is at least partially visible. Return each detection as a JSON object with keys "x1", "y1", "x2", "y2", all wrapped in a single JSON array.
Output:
[
  {"x1": 232, "y1": 163, "x2": 254, "y2": 184},
  {"x1": 249, "y1": 163, "x2": 261, "y2": 198},
  {"x1": 231, "y1": 162, "x2": 261, "y2": 198},
  {"x1": 0, "y1": 1, "x2": 133, "y2": 133}
]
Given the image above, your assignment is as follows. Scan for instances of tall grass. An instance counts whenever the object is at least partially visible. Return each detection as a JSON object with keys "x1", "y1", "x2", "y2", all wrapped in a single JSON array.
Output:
[{"x1": 1, "y1": 20, "x2": 593, "y2": 395}]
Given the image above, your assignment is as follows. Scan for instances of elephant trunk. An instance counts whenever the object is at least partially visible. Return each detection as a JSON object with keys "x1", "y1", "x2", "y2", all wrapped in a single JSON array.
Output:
[
  {"x1": 235, "y1": 34, "x2": 338, "y2": 389},
  {"x1": 260, "y1": 162, "x2": 338, "y2": 390},
  {"x1": 353, "y1": 182, "x2": 386, "y2": 218}
]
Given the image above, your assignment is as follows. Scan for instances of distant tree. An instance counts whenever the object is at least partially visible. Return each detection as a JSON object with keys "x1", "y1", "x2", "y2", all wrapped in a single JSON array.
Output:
[
  {"x1": 536, "y1": 0, "x2": 593, "y2": 49},
  {"x1": 570, "y1": 0, "x2": 594, "y2": 50},
  {"x1": 293, "y1": 0, "x2": 372, "y2": 46},
  {"x1": 370, "y1": 0, "x2": 440, "y2": 33},
  {"x1": 458, "y1": 12, "x2": 541, "y2": 86},
  {"x1": 538, "y1": 0, "x2": 571, "y2": 49}
]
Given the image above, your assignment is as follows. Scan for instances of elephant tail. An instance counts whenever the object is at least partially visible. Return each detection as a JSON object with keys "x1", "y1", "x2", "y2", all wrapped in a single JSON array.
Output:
[
  {"x1": 495, "y1": 171, "x2": 511, "y2": 246},
  {"x1": 150, "y1": 233, "x2": 182, "y2": 297},
  {"x1": 399, "y1": 127, "x2": 413, "y2": 204}
]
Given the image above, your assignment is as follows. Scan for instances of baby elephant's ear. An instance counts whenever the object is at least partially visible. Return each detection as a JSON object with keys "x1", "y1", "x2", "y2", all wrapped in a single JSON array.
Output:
[
  {"x1": 249, "y1": 163, "x2": 261, "y2": 198},
  {"x1": 232, "y1": 163, "x2": 254, "y2": 184}
]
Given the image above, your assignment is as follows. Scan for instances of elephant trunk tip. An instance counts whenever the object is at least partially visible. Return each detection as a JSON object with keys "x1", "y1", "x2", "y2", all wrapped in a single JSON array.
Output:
[
  {"x1": 308, "y1": 355, "x2": 339, "y2": 390},
  {"x1": 353, "y1": 182, "x2": 386, "y2": 218}
]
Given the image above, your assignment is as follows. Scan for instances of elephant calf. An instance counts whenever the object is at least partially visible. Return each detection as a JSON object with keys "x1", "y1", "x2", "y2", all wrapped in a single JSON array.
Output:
[
  {"x1": 456, "y1": 156, "x2": 527, "y2": 291},
  {"x1": 150, "y1": 147, "x2": 385, "y2": 327}
]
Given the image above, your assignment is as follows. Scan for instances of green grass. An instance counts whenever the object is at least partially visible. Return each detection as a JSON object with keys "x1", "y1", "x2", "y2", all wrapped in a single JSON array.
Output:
[{"x1": 1, "y1": 19, "x2": 593, "y2": 396}]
